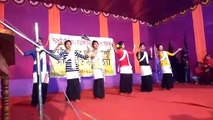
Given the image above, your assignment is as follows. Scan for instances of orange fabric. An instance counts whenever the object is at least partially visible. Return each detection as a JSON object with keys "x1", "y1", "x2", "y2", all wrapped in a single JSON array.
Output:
[
  {"x1": 99, "y1": 14, "x2": 108, "y2": 37},
  {"x1": 47, "y1": 5, "x2": 61, "y2": 47},
  {"x1": 132, "y1": 22, "x2": 140, "y2": 73},
  {"x1": 0, "y1": 3, "x2": 4, "y2": 29},
  {"x1": 192, "y1": 5, "x2": 207, "y2": 62}
]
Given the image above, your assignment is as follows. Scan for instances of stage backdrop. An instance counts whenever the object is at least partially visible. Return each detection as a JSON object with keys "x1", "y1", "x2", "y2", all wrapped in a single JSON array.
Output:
[
  {"x1": 49, "y1": 33, "x2": 116, "y2": 77},
  {"x1": 1, "y1": 1, "x2": 213, "y2": 97}
]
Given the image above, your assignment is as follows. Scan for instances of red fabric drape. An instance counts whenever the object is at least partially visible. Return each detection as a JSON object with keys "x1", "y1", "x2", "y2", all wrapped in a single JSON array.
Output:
[
  {"x1": 47, "y1": 5, "x2": 61, "y2": 47},
  {"x1": 192, "y1": 5, "x2": 207, "y2": 62},
  {"x1": 0, "y1": 3, "x2": 4, "y2": 29},
  {"x1": 132, "y1": 22, "x2": 140, "y2": 73},
  {"x1": 99, "y1": 13, "x2": 108, "y2": 37}
]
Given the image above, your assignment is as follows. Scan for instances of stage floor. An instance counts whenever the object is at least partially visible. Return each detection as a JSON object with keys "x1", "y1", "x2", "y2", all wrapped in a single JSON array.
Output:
[{"x1": 1, "y1": 83, "x2": 213, "y2": 120}]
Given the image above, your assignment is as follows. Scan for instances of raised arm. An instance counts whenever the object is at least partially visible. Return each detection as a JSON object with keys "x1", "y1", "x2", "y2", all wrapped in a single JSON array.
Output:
[
  {"x1": 86, "y1": 41, "x2": 93, "y2": 57},
  {"x1": 132, "y1": 44, "x2": 136, "y2": 54},
  {"x1": 167, "y1": 48, "x2": 182, "y2": 56},
  {"x1": 112, "y1": 41, "x2": 117, "y2": 53},
  {"x1": 53, "y1": 42, "x2": 63, "y2": 53},
  {"x1": 127, "y1": 51, "x2": 134, "y2": 55},
  {"x1": 149, "y1": 47, "x2": 153, "y2": 59}
]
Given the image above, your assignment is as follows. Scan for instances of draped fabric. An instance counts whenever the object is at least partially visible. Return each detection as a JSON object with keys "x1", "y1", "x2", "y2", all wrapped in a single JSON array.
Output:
[
  {"x1": 0, "y1": 3, "x2": 4, "y2": 28},
  {"x1": 192, "y1": 5, "x2": 207, "y2": 62},
  {"x1": 99, "y1": 14, "x2": 108, "y2": 37},
  {"x1": 48, "y1": 5, "x2": 60, "y2": 33},
  {"x1": 132, "y1": 22, "x2": 141, "y2": 73},
  {"x1": 47, "y1": 5, "x2": 61, "y2": 47}
]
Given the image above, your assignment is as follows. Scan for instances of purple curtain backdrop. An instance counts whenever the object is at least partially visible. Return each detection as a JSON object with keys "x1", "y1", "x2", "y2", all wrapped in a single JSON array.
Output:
[
  {"x1": 149, "y1": 12, "x2": 196, "y2": 69},
  {"x1": 203, "y1": 2, "x2": 213, "y2": 56},
  {"x1": 1, "y1": 1, "x2": 213, "y2": 96},
  {"x1": 60, "y1": 10, "x2": 100, "y2": 36}
]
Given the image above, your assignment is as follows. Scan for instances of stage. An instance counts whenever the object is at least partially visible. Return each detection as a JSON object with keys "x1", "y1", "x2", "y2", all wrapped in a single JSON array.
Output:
[{"x1": 1, "y1": 83, "x2": 213, "y2": 120}]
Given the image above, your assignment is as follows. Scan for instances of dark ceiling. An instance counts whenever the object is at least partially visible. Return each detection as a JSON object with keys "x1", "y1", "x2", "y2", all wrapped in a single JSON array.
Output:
[{"x1": 33, "y1": 0, "x2": 208, "y2": 24}]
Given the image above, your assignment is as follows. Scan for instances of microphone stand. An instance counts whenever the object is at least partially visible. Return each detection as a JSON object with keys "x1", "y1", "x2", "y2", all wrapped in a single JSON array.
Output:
[{"x1": 0, "y1": 20, "x2": 59, "y2": 120}]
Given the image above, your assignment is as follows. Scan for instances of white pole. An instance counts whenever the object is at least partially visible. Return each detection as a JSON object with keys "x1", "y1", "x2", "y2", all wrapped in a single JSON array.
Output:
[
  {"x1": 0, "y1": 19, "x2": 60, "y2": 120},
  {"x1": 0, "y1": 20, "x2": 59, "y2": 61},
  {"x1": 35, "y1": 22, "x2": 43, "y2": 120}
]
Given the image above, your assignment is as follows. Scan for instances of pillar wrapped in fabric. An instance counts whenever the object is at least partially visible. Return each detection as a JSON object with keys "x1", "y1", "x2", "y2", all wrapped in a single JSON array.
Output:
[{"x1": 0, "y1": 28, "x2": 15, "y2": 120}]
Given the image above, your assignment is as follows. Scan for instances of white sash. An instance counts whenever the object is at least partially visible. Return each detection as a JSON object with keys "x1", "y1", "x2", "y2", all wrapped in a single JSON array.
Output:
[
  {"x1": 139, "y1": 51, "x2": 149, "y2": 64},
  {"x1": 119, "y1": 50, "x2": 127, "y2": 61},
  {"x1": 118, "y1": 50, "x2": 132, "y2": 67}
]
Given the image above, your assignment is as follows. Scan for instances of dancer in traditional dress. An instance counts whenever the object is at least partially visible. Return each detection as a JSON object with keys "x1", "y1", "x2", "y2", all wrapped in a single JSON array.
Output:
[
  {"x1": 136, "y1": 43, "x2": 153, "y2": 92},
  {"x1": 157, "y1": 44, "x2": 182, "y2": 90},
  {"x1": 113, "y1": 41, "x2": 133, "y2": 94},
  {"x1": 15, "y1": 37, "x2": 49, "y2": 106},
  {"x1": 88, "y1": 40, "x2": 105, "y2": 99},
  {"x1": 53, "y1": 40, "x2": 88, "y2": 102}
]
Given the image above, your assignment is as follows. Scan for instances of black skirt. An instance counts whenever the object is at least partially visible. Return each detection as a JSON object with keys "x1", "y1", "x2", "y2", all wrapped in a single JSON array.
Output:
[
  {"x1": 93, "y1": 78, "x2": 105, "y2": 98},
  {"x1": 120, "y1": 74, "x2": 133, "y2": 93},
  {"x1": 31, "y1": 83, "x2": 48, "y2": 106},
  {"x1": 141, "y1": 75, "x2": 153, "y2": 92},
  {"x1": 66, "y1": 78, "x2": 81, "y2": 101},
  {"x1": 161, "y1": 73, "x2": 173, "y2": 90}
]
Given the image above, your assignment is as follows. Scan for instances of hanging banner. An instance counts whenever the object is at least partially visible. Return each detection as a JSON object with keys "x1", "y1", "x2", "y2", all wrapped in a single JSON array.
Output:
[{"x1": 49, "y1": 33, "x2": 116, "y2": 77}]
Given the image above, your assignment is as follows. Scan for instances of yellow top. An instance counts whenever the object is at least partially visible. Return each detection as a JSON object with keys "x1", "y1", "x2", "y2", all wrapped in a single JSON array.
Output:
[
  {"x1": 90, "y1": 50, "x2": 104, "y2": 69},
  {"x1": 158, "y1": 51, "x2": 174, "y2": 67}
]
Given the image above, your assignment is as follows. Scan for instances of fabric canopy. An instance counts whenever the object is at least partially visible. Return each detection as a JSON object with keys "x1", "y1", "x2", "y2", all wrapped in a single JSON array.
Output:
[{"x1": 32, "y1": 0, "x2": 210, "y2": 24}]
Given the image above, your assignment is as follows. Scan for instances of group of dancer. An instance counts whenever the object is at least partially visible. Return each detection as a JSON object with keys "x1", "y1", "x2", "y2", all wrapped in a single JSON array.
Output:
[
  {"x1": 15, "y1": 37, "x2": 182, "y2": 106},
  {"x1": 52, "y1": 40, "x2": 106, "y2": 102},
  {"x1": 113, "y1": 41, "x2": 182, "y2": 94},
  {"x1": 15, "y1": 38, "x2": 106, "y2": 105}
]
